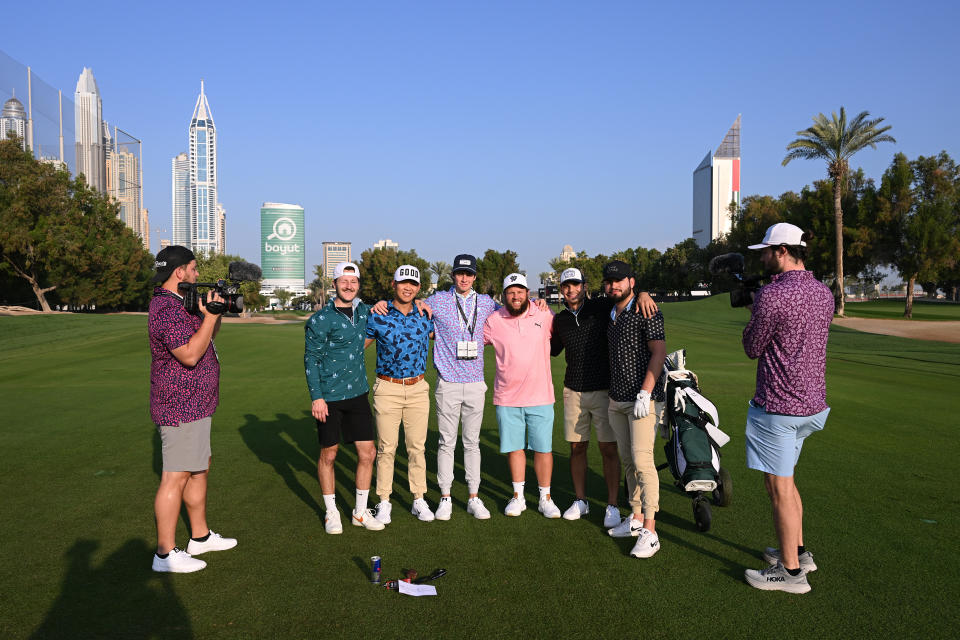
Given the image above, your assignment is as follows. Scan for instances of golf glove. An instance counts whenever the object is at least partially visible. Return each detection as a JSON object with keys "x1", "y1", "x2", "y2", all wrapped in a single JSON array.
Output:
[{"x1": 633, "y1": 390, "x2": 651, "y2": 419}]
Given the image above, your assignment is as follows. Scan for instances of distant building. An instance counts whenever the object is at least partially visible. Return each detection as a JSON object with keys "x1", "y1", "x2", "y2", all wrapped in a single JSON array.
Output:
[
  {"x1": 106, "y1": 145, "x2": 142, "y2": 239},
  {"x1": 141, "y1": 208, "x2": 150, "y2": 250},
  {"x1": 171, "y1": 152, "x2": 190, "y2": 246},
  {"x1": 261, "y1": 203, "x2": 306, "y2": 293},
  {"x1": 373, "y1": 238, "x2": 399, "y2": 251},
  {"x1": 693, "y1": 115, "x2": 741, "y2": 247},
  {"x1": 189, "y1": 81, "x2": 219, "y2": 254},
  {"x1": 559, "y1": 244, "x2": 576, "y2": 262},
  {"x1": 322, "y1": 241, "x2": 352, "y2": 279},
  {"x1": 1, "y1": 93, "x2": 27, "y2": 150},
  {"x1": 216, "y1": 203, "x2": 226, "y2": 254},
  {"x1": 74, "y1": 68, "x2": 107, "y2": 193},
  {"x1": 160, "y1": 238, "x2": 171, "y2": 250}
]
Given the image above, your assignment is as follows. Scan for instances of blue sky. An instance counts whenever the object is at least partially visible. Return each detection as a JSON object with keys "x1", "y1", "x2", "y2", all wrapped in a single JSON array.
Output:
[{"x1": 3, "y1": 1, "x2": 958, "y2": 286}]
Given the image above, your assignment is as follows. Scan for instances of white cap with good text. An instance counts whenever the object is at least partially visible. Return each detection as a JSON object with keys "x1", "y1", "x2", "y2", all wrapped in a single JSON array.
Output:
[
  {"x1": 394, "y1": 264, "x2": 421, "y2": 284},
  {"x1": 333, "y1": 262, "x2": 360, "y2": 279},
  {"x1": 502, "y1": 272, "x2": 529, "y2": 290},
  {"x1": 748, "y1": 223, "x2": 807, "y2": 250}
]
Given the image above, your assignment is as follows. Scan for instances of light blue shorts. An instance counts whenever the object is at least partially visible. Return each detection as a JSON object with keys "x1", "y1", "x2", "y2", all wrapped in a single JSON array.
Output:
[
  {"x1": 745, "y1": 402, "x2": 829, "y2": 476},
  {"x1": 496, "y1": 404, "x2": 554, "y2": 453}
]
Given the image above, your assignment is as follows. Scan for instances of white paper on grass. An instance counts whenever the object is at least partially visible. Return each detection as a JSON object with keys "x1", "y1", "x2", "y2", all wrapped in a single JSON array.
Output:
[{"x1": 398, "y1": 581, "x2": 437, "y2": 597}]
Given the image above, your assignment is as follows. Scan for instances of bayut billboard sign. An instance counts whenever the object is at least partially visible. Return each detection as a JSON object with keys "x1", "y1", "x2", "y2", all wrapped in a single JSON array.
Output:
[{"x1": 260, "y1": 203, "x2": 305, "y2": 289}]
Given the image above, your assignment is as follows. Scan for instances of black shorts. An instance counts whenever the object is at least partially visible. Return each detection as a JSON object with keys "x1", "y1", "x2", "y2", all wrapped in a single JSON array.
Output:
[{"x1": 317, "y1": 393, "x2": 375, "y2": 448}]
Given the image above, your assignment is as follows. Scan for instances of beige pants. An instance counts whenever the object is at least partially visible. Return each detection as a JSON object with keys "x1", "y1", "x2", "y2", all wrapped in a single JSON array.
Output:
[
  {"x1": 608, "y1": 398, "x2": 665, "y2": 519},
  {"x1": 373, "y1": 378, "x2": 430, "y2": 500}
]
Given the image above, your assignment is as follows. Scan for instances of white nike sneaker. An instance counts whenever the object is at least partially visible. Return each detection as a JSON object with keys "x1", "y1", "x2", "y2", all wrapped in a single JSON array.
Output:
[
  {"x1": 607, "y1": 515, "x2": 643, "y2": 538},
  {"x1": 435, "y1": 497, "x2": 453, "y2": 521},
  {"x1": 374, "y1": 501, "x2": 392, "y2": 525},
  {"x1": 563, "y1": 499, "x2": 589, "y2": 520},
  {"x1": 629, "y1": 528, "x2": 660, "y2": 558},
  {"x1": 504, "y1": 496, "x2": 526, "y2": 517},
  {"x1": 324, "y1": 510, "x2": 343, "y2": 534},
  {"x1": 411, "y1": 498, "x2": 436, "y2": 522},
  {"x1": 603, "y1": 505, "x2": 622, "y2": 528},
  {"x1": 467, "y1": 496, "x2": 491, "y2": 520},
  {"x1": 352, "y1": 508, "x2": 385, "y2": 531},
  {"x1": 538, "y1": 496, "x2": 562, "y2": 519}
]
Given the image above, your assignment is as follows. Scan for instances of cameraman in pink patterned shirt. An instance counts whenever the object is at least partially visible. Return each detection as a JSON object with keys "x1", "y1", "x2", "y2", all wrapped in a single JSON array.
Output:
[{"x1": 741, "y1": 223, "x2": 833, "y2": 594}]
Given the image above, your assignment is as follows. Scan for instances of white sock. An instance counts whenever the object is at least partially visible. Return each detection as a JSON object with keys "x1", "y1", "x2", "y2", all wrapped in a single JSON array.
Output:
[
  {"x1": 440, "y1": 496, "x2": 451, "y2": 502},
  {"x1": 355, "y1": 489, "x2": 369, "y2": 514},
  {"x1": 539, "y1": 486, "x2": 551, "y2": 500},
  {"x1": 322, "y1": 494, "x2": 336, "y2": 512},
  {"x1": 512, "y1": 481, "x2": 525, "y2": 497}
]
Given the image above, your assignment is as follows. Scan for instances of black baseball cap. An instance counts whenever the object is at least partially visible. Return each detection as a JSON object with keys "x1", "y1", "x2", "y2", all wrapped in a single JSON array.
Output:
[
  {"x1": 451, "y1": 254, "x2": 478, "y2": 275},
  {"x1": 602, "y1": 260, "x2": 634, "y2": 281},
  {"x1": 153, "y1": 245, "x2": 196, "y2": 282}
]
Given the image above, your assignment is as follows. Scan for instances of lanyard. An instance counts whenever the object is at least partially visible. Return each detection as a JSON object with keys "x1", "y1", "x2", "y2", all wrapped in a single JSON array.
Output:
[{"x1": 455, "y1": 293, "x2": 478, "y2": 338}]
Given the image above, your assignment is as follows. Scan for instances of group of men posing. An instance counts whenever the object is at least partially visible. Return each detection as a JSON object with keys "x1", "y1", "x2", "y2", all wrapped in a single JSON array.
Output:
[
  {"x1": 148, "y1": 222, "x2": 833, "y2": 594},
  {"x1": 304, "y1": 253, "x2": 667, "y2": 561}
]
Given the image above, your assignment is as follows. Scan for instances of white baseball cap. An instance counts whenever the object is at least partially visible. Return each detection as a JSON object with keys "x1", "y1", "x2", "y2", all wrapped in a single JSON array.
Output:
[
  {"x1": 333, "y1": 261, "x2": 360, "y2": 279},
  {"x1": 560, "y1": 267, "x2": 583, "y2": 284},
  {"x1": 394, "y1": 264, "x2": 421, "y2": 284},
  {"x1": 502, "y1": 272, "x2": 528, "y2": 290},
  {"x1": 748, "y1": 223, "x2": 807, "y2": 250}
]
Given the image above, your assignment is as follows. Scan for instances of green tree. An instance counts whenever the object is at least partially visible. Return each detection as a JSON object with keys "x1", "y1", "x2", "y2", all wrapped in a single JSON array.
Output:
[
  {"x1": 355, "y1": 247, "x2": 431, "y2": 302},
  {"x1": 782, "y1": 107, "x2": 895, "y2": 316},
  {"x1": 274, "y1": 288, "x2": 292, "y2": 309},
  {"x1": 475, "y1": 249, "x2": 520, "y2": 297},
  {"x1": 431, "y1": 260, "x2": 452, "y2": 292},
  {"x1": 194, "y1": 251, "x2": 264, "y2": 314}
]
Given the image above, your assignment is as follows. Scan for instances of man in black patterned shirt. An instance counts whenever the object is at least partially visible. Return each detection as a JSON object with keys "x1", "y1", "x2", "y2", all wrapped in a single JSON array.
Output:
[
  {"x1": 602, "y1": 260, "x2": 666, "y2": 559},
  {"x1": 550, "y1": 267, "x2": 657, "y2": 527}
]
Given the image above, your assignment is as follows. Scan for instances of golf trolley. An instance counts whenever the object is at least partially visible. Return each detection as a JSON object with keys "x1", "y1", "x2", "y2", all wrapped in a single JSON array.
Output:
[{"x1": 656, "y1": 349, "x2": 732, "y2": 532}]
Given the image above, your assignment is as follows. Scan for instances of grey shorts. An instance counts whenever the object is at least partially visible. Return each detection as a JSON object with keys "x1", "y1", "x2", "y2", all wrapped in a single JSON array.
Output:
[{"x1": 159, "y1": 417, "x2": 212, "y2": 472}]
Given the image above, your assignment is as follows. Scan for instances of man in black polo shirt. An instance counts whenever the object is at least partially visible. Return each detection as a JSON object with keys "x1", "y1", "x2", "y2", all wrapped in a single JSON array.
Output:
[
  {"x1": 603, "y1": 260, "x2": 667, "y2": 559},
  {"x1": 550, "y1": 267, "x2": 658, "y2": 526}
]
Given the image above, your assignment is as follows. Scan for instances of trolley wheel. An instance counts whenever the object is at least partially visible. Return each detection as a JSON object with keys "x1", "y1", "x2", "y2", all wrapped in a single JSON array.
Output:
[
  {"x1": 693, "y1": 496, "x2": 712, "y2": 532},
  {"x1": 713, "y1": 466, "x2": 733, "y2": 507}
]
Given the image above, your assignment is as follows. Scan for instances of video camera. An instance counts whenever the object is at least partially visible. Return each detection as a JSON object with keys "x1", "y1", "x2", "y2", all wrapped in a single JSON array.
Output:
[
  {"x1": 178, "y1": 261, "x2": 262, "y2": 315},
  {"x1": 708, "y1": 253, "x2": 764, "y2": 308}
]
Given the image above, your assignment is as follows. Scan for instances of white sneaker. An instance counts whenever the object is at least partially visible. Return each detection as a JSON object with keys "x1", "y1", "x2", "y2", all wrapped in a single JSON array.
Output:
[
  {"x1": 152, "y1": 547, "x2": 206, "y2": 573},
  {"x1": 504, "y1": 496, "x2": 527, "y2": 516},
  {"x1": 629, "y1": 528, "x2": 660, "y2": 558},
  {"x1": 411, "y1": 498, "x2": 435, "y2": 522},
  {"x1": 762, "y1": 547, "x2": 818, "y2": 573},
  {"x1": 562, "y1": 499, "x2": 589, "y2": 520},
  {"x1": 538, "y1": 496, "x2": 562, "y2": 519},
  {"x1": 603, "y1": 505, "x2": 622, "y2": 528},
  {"x1": 435, "y1": 497, "x2": 453, "y2": 521},
  {"x1": 352, "y1": 508, "x2": 385, "y2": 530},
  {"x1": 374, "y1": 501, "x2": 392, "y2": 525},
  {"x1": 186, "y1": 530, "x2": 237, "y2": 555},
  {"x1": 745, "y1": 561, "x2": 811, "y2": 594},
  {"x1": 608, "y1": 515, "x2": 643, "y2": 538},
  {"x1": 324, "y1": 510, "x2": 343, "y2": 534},
  {"x1": 467, "y1": 496, "x2": 491, "y2": 520}
]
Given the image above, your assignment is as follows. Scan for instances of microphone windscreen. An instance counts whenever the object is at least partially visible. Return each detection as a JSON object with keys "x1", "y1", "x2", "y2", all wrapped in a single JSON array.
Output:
[
  {"x1": 707, "y1": 252, "x2": 745, "y2": 275},
  {"x1": 228, "y1": 261, "x2": 262, "y2": 281}
]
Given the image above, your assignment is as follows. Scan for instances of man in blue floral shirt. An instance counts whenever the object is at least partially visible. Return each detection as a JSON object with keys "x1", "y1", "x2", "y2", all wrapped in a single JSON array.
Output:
[{"x1": 365, "y1": 265, "x2": 435, "y2": 524}]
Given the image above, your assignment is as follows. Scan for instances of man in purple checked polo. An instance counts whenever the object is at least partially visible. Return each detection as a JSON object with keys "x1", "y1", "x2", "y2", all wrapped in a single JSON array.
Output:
[{"x1": 741, "y1": 223, "x2": 833, "y2": 594}]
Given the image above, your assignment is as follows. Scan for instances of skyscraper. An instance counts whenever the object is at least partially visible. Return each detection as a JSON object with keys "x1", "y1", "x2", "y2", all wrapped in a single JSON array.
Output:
[
  {"x1": 216, "y1": 203, "x2": 226, "y2": 254},
  {"x1": 171, "y1": 152, "x2": 190, "y2": 246},
  {"x1": 106, "y1": 145, "x2": 141, "y2": 237},
  {"x1": 1, "y1": 93, "x2": 27, "y2": 150},
  {"x1": 692, "y1": 115, "x2": 741, "y2": 247},
  {"x1": 322, "y1": 242, "x2": 352, "y2": 279},
  {"x1": 74, "y1": 68, "x2": 106, "y2": 193},
  {"x1": 189, "y1": 81, "x2": 218, "y2": 254}
]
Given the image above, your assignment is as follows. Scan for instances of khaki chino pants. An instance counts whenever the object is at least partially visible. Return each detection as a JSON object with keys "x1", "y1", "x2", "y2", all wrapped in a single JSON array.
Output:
[
  {"x1": 608, "y1": 399, "x2": 665, "y2": 519},
  {"x1": 373, "y1": 378, "x2": 430, "y2": 500}
]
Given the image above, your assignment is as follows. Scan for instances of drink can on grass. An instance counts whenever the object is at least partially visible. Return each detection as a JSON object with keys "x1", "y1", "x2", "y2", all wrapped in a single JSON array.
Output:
[{"x1": 371, "y1": 556, "x2": 381, "y2": 584}]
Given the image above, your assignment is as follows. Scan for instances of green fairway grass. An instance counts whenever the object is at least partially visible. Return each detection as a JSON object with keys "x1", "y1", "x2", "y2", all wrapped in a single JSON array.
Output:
[
  {"x1": 1, "y1": 295, "x2": 958, "y2": 639},
  {"x1": 843, "y1": 298, "x2": 960, "y2": 321}
]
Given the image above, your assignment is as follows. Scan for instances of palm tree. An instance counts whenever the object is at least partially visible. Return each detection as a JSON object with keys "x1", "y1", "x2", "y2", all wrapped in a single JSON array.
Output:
[
  {"x1": 431, "y1": 260, "x2": 452, "y2": 292},
  {"x1": 782, "y1": 107, "x2": 895, "y2": 316}
]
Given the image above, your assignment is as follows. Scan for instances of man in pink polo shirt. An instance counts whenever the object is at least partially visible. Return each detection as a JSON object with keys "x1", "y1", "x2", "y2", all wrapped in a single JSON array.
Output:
[{"x1": 483, "y1": 273, "x2": 561, "y2": 518}]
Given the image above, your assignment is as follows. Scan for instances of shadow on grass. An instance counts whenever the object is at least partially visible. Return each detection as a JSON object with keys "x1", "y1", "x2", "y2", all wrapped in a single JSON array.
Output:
[{"x1": 30, "y1": 538, "x2": 193, "y2": 639}]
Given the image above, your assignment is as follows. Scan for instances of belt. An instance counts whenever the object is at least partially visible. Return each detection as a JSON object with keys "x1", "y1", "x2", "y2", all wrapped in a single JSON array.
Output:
[{"x1": 377, "y1": 373, "x2": 425, "y2": 385}]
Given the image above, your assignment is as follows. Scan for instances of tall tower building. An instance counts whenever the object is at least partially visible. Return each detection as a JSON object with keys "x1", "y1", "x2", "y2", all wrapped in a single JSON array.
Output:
[
  {"x1": 1, "y1": 93, "x2": 27, "y2": 150},
  {"x1": 216, "y1": 203, "x2": 226, "y2": 254},
  {"x1": 74, "y1": 68, "x2": 106, "y2": 193},
  {"x1": 189, "y1": 81, "x2": 218, "y2": 254},
  {"x1": 107, "y1": 145, "x2": 141, "y2": 236},
  {"x1": 171, "y1": 152, "x2": 190, "y2": 246},
  {"x1": 322, "y1": 242, "x2": 352, "y2": 279},
  {"x1": 692, "y1": 115, "x2": 741, "y2": 247}
]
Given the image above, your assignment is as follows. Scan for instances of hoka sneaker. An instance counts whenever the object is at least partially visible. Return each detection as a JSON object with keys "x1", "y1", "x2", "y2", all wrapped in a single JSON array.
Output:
[
  {"x1": 504, "y1": 496, "x2": 527, "y2": 517},
  {"x1": 374, "y1": 501, "x2": 392, "y2": 525},
  {"x1": 324, "y1": 510, "x2": 343, "y2": 534},
  {"x1": 538, "y1": 496, "x2": 562, "y2": 519},
  {"x1": 352, "y1": 508, "x2": 385, "y2": 531},
  {"x1": 435, "y1": 497, "x2": 453, "y2": 521},
  {"x1": 603, "y1": 505, "x2": 622, "y2": 528},
  {"x1": 152, "y1": 547, "x2": 206, "y2": 573},
  {"x1": 467, "y1": 496, "x2": 491, "y2": 520},
  {"x1": 186, "y1": 530, "x2": 237, "y2": 555},
  {"x1": 629, "y1": 528, "x2": 660, "y2": 558},
  {"x1": 745, "y1": 562, "x2": 811, "y2": 594},
  {"x1": 563, "y1": 499, "x2": 589, "y2": 520},
  {"x1": 411, "y1": 498, "x2": 436, "y2": 522},
  {"x1": 762, "y1": 547, "x2": 817, "y2": 573},
  {"x1": 608, "y1": 516, "x2": 643, "y2": 538}
]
